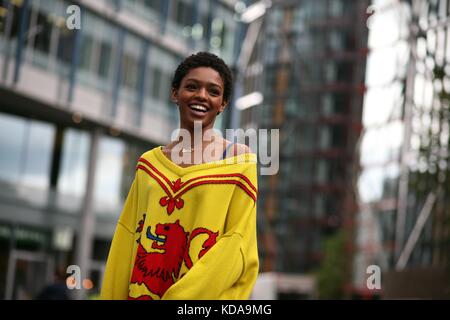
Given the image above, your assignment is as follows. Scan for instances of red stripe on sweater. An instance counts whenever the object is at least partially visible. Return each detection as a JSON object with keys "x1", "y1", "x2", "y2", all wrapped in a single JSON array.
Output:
[
  {"x1": 138, "y1": 158, "x2": 257, "y2": 195},
  {"x1": 136, "y1": 165, "x2": 173, "y2": 198},
  {"x1": 175, "y1": 179, "x2": 257, "y2": 202}
]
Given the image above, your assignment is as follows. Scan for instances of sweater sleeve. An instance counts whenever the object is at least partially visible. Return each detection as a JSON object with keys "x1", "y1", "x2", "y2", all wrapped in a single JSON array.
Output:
[
  {"x1": 100, "y1": 175, "x2": 139, "y2": 300},
  {"x1": 162, "y1": 164, "x2": 259, "y2": 300}
]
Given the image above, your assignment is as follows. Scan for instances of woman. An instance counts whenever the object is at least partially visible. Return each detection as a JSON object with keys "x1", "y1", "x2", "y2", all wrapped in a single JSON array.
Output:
[{"x1": 100, "y1": 52, "x2": 259, "y2": 300}]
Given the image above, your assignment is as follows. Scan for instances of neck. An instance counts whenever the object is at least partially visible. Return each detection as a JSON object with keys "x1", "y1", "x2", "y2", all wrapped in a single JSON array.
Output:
[{"x1": 177, "y1": 122, "x2": 218, "y2": 149}]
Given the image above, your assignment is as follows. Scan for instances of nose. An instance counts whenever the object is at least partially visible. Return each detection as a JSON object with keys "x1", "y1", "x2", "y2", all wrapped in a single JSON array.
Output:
[{"x1": 195, "y1": 87, "x2": 207, "y2": 100}]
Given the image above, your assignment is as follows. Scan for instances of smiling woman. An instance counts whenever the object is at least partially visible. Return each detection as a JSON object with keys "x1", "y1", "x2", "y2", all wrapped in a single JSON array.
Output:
[
  {"x1": 101, "y1": 52, "x2": 259, "y2": 300},
  {"x1": 172, "y1": 66, "x2": 226, "y2": 130}
]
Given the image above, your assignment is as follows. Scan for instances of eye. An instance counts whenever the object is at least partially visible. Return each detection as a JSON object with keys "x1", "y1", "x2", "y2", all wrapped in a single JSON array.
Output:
[
  {"x1": 209, "y1": 89, "x2": 221, "y2": 96},
  {"x1": 185, "y1": 83, "x2": 197, "y2": 90},
  {"x1": 164, "y1": 226, "x2": 169, "y2": 231}
]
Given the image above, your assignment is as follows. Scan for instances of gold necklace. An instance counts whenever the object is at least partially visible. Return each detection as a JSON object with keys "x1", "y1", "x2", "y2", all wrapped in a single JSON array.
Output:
[{"x1": 181, "y1": 145, "x2": 203, "y2": 153}]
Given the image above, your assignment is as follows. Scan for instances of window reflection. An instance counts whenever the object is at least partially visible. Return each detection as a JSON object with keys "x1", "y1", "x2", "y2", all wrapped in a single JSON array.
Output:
[
  {"x1": 26, "y1": 0, "x2": 73, "y2": 73},
  {"x1": 77, "y1": 10, "x2": 117, "y2": 92},
  {"x1": 0, "y1": 113, "x2": 26, "y2": 184},
  {"x1": 360, "y1": 121, "x2": 403, "y2": 166},
  {"x1": 58, "y1": 128, "x2": 90, "y2": 198},
  {"x1": 120, "y1": 33, "x2": 143, "y2": 105},
  {"x1": 123, "y1": 0, "x2": 161, "y2": 24},
  {"x1": 93, "y1": 136, "x2": 125, "y2": 217},
  {"x1": 143, "y1": 47, "x2": 178, "y2": 123},
  {"x1": 363, "y1": 82, "x2": 403, "y2": 127},
  {"x1": 368, "y1": 2, "x2": 410, "y2": 48},
  {"x1": 358, "y1": 164, "x2": 399, "y2": 203},
  {"x1": 0, "y1": 113, "x2": 54, "y2": 190}
]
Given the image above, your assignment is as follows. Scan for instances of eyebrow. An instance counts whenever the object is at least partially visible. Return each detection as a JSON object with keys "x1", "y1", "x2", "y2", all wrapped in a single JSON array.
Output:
[{"x1": 184, "y1": 78, "x2": 223, "y2": 89}]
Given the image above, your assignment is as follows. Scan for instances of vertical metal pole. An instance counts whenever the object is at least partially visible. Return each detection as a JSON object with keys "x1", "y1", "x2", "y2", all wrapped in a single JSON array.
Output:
[
  {"x1": 160, "y1": 0, "x2": 170, "y2": 35},
  {"x1": 74, "y1": 128, "x2": 100, "y2": 300},
  {"x1": 189, "y1": 0, "x2": 199, "y2": 49},
  {"x1": 68, "y1": 28, "x2": 81, "y2": 104},
  {"x1": 1, "y1": 0, "x2": 14, "y2": 81},
  {"x1": 111, "y1": 28, "x2": 124, "y2": 119},
  {"x1": 13, "y1": 0, "x2": 30, "y2": 84},
  {"x1": 395, "y1": 4, "x2": 417, "y2": 261},
  {"x1": 136, "y1": 40, "x2": 149, "y2": 127},
  {"x1": 205, "y1": 0, "x2": 215, "y2": 49}
]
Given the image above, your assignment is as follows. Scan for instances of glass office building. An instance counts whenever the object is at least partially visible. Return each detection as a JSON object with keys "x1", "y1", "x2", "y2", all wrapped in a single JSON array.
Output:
[
  {"x1": 237, "y1": 0, "x2": 370, "y2": 294},
  {"x1": 0, "y1": 0, "x2": 238, "y2": 299},
  {"x1": 355, "y1": 0, "x2": 450, "y2": 298}
]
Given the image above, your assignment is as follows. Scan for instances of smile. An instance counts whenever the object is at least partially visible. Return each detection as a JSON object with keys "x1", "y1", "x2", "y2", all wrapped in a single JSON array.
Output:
[{"x1": 189, "y1": 104, "x2": 209, "y2": 113}]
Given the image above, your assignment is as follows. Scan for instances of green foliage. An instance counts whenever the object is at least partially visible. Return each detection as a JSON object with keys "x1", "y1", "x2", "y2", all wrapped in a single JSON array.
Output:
[{"x1": 316, "y1": 230, "x2": 347, "y2": 299}]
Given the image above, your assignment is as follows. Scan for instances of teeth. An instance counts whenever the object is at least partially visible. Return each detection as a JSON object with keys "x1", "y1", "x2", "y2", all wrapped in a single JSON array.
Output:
[{"x1": 190, "y1": 104, "x2": 208, "y2": 112}]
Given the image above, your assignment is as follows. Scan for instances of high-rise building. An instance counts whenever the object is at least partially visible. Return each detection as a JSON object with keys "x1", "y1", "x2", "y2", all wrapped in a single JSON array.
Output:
[
  {"x1": 0, "y1": 0, "x2": 239, "y2": 299},
  {"x1": 236, "y1": 0, "x2": 370, "y2": 296},
  {"x1": 355, "y1": 0, "x2": 450, "y2": 298}
]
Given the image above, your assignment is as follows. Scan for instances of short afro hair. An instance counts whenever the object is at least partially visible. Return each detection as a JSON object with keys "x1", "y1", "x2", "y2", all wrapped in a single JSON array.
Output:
[{"x1": 171, "y1": 52, "x2": 233, "y2": 103}]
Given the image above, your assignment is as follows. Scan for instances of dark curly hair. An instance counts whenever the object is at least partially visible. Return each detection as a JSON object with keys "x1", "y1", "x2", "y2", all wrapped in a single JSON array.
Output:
[{"x1": 171, "y1": 52, "x2": 233, "y2": 103}]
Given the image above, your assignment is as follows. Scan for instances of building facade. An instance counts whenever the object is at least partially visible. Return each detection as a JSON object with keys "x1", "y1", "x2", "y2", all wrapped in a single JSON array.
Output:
[
  {"x1": 236, "y1": 0, "x2": 370, "y2": 297},
  {"x1": 0, "y1": 0, "x2": 239, "y2": 299},
  {"x1": 355, "y1": 0, "x2": 450, "y2": 298}
]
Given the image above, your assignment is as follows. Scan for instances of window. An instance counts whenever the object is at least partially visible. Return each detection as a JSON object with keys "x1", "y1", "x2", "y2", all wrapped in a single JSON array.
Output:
[
  {"x1": 333, "y1": 93, "x2": 350, "y2": 114},
  {"x1": 336, "y1": 61, "x2": 354, "y2": 82},
  {"x1": 98, "y1": 41, "x2": 112, "y2": 79},
  {"x1": 57, "y1": 27, "x2": 75, "y2": 66},
  {"x1": 57, "y1": 128, "x2": 90, "y2": 198},
  {"x1": 76, "y1": 11, "x2": 117, "y2": 92},
  {"x1": 143, "y1": 0, "x2": 162, "y2": 13},
  {"x1": 93, "y1": 136, "x2": 126, "y2": 216},
  {"x1": 124, "y1": 0, "x2": 161, "y2": 23},
  {"x1": 150, "y1": 67, "x2": 161, "y2": 100},
  {"x1": 121, "y1": 53, "x2": 139, "y2": 91},
  {"x1": 78, "y1": 34, "x2": 94, "y2": 72},
  {"x1": 120, "y1": 33, "x2": 144, "y2": 104},
  {"x1": 171, "y1": 0, "x2": 193, "y2": 27},
  {"x1": 329, "y1": 0, "x2": 344, "y2": 17},
  {"x1": 0, "y1": 1, "x2": 21, "y2": 40},
  {"x1": 331, "y1": 124, "x2": 347, "y2": 148},
  {"x1": 33, "y1": 11, "x2": 53, "y2": 55},
  {"x1": 0, "y1": 113, "x2": 54, "y2": 190}
]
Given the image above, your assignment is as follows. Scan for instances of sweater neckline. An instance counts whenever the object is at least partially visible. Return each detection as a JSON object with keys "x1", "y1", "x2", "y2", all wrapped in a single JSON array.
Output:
[{"x1": 154, "y1": 146, "x2": 256, "y2": 176}]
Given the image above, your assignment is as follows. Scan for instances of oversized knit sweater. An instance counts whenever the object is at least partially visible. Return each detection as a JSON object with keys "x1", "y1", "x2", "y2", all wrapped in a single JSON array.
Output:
[{"x1": 100, "y1": 146, "x2": 259, "y2": 300}]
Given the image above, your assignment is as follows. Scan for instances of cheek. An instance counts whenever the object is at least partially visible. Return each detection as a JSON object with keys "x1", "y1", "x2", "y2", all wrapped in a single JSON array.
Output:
[{"x1": 213, "y1": 96, "x2": 224, "y2": 106}]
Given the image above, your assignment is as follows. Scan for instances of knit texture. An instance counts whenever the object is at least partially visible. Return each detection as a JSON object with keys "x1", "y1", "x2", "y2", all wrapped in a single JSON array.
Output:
[{"x1": 100, "y1": 146, "x2": 259, "y2": 300}]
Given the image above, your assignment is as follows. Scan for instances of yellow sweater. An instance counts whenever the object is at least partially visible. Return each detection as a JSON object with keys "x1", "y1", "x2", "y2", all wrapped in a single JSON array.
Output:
[{"x1": 100, "y1": 146, "x2": 259, "y2": 300}]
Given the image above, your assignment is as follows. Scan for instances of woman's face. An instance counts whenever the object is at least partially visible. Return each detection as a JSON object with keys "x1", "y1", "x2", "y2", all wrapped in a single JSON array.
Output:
[{"x1": 171, "y1": 67, "x2": 227, "y2": 130}]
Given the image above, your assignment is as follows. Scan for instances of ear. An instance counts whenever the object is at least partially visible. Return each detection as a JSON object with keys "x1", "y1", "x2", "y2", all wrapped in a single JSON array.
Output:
[
  {"x1": 171, "y1": 88, "x2": 178, "y2": 104},
  {"x1": 219, "y1": 101, "x2": 228, "y2": 113}
]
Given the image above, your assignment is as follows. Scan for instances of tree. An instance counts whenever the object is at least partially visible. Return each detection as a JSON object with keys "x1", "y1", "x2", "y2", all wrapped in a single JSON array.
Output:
[{"x1": 316, "y1": 230, "x2": 347, "y2": 299}]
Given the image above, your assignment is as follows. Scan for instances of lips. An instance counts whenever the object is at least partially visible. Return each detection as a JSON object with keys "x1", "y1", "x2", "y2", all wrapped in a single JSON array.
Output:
[{"x1": 188, "y1": 104, "x2": 209, "y2": 113}]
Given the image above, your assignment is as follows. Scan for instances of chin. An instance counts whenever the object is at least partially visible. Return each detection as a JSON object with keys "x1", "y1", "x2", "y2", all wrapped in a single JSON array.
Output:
[{"x1": 182, "y1": 115, "x2": 216, "y2": 128}]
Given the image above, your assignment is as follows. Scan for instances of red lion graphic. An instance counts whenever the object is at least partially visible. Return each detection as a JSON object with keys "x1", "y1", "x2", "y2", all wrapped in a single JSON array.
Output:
[
  {"x1": 128, "y1": 220, "x2": 188, "y2": 299},
  {"x1": 184, "y1": 228, "x2": 219, "y2": 269}
]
